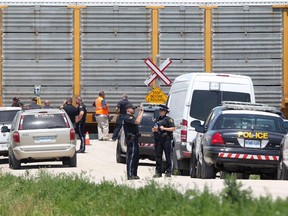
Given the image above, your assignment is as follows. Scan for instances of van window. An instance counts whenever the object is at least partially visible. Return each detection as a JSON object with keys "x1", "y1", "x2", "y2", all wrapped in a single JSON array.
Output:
[
  {"x1": 20, "y1": 114, "x2": 69, "y2": 130},
  {"x1": 190, "y1": 90, "x2": 251, "y2": 121},
  {"x1": 0, "y1": 110, "x2": 19, "y2": 123}
]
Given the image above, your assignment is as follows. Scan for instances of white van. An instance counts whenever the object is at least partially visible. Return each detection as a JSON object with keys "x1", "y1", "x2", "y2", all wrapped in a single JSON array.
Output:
[{"x1": 167, "y1": 73, "x2": 255, "y2": 175}]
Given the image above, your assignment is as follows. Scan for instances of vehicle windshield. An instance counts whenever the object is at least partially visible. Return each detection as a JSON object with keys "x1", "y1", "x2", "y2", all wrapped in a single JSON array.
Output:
[
  {"x1": 214, "y1": 114, "x2": 286, "y2": 133},
  {"x1": 0, "y1": 110, "x2": 19, "y2": 123},
  {"x1": 19, "y1": 113, "x2": 69, "y2": 130},
  {"x1": 190, "y1": 90, "x2": 251, "y2": 121}
]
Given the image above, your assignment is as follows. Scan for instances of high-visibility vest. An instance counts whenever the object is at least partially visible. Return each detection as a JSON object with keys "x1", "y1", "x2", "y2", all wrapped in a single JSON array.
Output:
[{"x1": 95, "y1": 97, "x2": 109, "y2": 115}]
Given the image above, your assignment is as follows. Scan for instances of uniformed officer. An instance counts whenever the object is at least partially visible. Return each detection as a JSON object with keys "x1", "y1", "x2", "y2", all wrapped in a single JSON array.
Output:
[
  {"x1": 152, "y1": 105, "x2": 176, "y2": 178},
  {"x1": 123, "y1": 103, "x2": 144, "y2": 180},
  {"x1": 111, "y1": 94, "x2": 130, "y2": 141},
  {"x1": 61, "y1": 97, "x2": 78, "y2": 128},
  {"x1": 75, "y1": 96, "x2": 87, "y2": 153}
]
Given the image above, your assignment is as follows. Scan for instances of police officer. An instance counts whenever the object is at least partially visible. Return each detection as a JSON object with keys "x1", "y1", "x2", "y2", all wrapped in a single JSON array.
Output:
[
  {"x1": 75, "y1": 96, "x2": 87, "y2": 153},
  {"x1": 152, "y1": 105, "x2": 176, "y2": 178},
  {"x1": 123, "y1": 103, "x2": 144, "y2": 180},
  {"x1": 61, "y1": 97, "x2": 78, "y2": 129},
  {"x1": 112, "y1": 94, "x2": 130, "y2": 141}
]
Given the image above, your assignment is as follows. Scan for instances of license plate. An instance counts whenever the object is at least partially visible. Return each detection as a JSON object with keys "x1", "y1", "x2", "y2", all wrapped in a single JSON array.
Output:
[
  {"x1": 35, "y1": 136, "x2": 55, "y2": 143},
  {"x1": 245, "y1": 139, "x2": 260, "y2": 148}
]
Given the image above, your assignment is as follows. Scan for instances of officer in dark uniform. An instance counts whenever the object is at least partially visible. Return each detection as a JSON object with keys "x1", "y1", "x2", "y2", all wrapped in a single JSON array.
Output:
[
  {"x1": 75, "y1": 96, "x2": 87, "y2": 153},
  {"x1": 61, "y1": 97, "x2": 78, "y2": 129},
  {"x1": 152, "y1": 105, "x2": 176, "y2": 178},
  {"x1": 112, "y1": 94, "x2": 130, "y2": 141},
  {"x1": 123, "y1": 103, "x2": 144, "y2": 180}
]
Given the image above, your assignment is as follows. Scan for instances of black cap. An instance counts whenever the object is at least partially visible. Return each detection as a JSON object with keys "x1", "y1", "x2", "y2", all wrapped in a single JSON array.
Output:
[
  {"x1": 13, "y1": 97, "x2": 19, "y2": 101},
  {"x1": 159, "y1": 105, "x2": 169, "y2": 112},
  {"x1": 126, "y1": 103, "x2": 137, "y2": 109}
]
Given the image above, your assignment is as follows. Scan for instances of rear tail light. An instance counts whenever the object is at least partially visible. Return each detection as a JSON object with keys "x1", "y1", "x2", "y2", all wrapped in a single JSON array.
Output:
[
  {"x1": 181, "y1": 119, "x2": 187, "y2": 142},
  {"x1": 70, "y1": 129, "x2": 75, "y2": 140},
  {"x1": 211, "y1": 132, "x2": 224, "y2": 145},
  {"x1": 13, "y1": 132, "x2": 20, "y2": 143}
]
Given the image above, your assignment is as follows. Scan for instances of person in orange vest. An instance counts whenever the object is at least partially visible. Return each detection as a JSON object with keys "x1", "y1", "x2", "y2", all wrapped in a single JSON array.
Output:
[{"x1": 94, "y1": 91, "x2": 109, "y2": 141}]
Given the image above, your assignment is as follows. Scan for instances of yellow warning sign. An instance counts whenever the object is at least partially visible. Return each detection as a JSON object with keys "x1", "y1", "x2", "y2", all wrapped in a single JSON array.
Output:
[{"x1": 145, "y1": 87, "x2": 167, "y2": 104}]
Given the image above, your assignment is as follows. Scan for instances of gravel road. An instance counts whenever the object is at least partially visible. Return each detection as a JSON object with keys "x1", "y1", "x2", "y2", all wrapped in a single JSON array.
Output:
[{"x1": 0, "y1": 139, "x2": 288, "y2": 200}]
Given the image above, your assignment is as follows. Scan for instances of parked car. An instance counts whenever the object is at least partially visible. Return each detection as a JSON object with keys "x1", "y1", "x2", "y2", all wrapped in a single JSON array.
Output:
[
  {"x1": 190, "y1": 101, "x2": 287, "y2": 179},
  {"x1": 0, "y1": 107, "x2": 22, "y2": 156},
  {"x1": 1, "y1": 108, "x2": 77, "y2": 169},
  {"x1": 116, "y1": 103, "x2": 161, "y2": 164}
]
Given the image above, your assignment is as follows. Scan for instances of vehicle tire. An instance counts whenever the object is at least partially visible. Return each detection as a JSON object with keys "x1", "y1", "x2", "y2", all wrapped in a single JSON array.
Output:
[
  {"x1": 9, "y1": 150, "x2": 21, "y2": 169},
  {"x1": 235, "y1": 172, "x2": 250, "y2": 179},
  {"x1": 196, "y1": 160, "x2": 202, "y2": 178},
  {"x1": 8, "y1": 153, "x2": 13, "y2": 168},
  {"x1": 68, "y1": 153, "x2": 77, "y2": 167},
  {"x1": 201, "y1": 155, "x2": 216, "y2": 179},
  {"x1": 172, "y1": 148, "x2": 179, "y2": 175},
  {"x1": 220, "y1": 171, "x2": 232, "y2": 179},
  {"x1": 260, "y1": 172, "x2": 277, "y2": 180},
  {"x1": 189, "y1": 147, "x2": 197, "y2": 178},
  {"x1": 116, "y1": 142, "x2": 126, "y2": 164},
  {"x1": 278, "y1": 158, "x2": 288, "y2": 180},
  {"x1": 62, "y1": 158, "x2": 69, "y2": 166}
]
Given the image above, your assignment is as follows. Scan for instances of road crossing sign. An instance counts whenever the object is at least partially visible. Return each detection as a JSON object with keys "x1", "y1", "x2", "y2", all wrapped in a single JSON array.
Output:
[
  {"x1": 144, "y1": 58, "x2": 172, "y2": 86},
  {"x1": 145, "y1": 87, "x2": 167, "y2": 104}
]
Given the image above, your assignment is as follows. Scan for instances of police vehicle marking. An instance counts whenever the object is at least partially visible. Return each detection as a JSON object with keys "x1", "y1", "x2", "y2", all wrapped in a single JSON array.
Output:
[{"x1": 218, "y1": 152, "x2": 278, "y2": 161}]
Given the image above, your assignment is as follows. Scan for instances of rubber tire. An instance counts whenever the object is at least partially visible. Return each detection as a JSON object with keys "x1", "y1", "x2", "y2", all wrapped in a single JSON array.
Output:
[
  {"x1": 220, "y1": 171, "x2": 231, "y2": 179},
  {"x1": 196, "y1": 160, "x2": 202, "y2": 178},
  {"x1": 278, "y1": 158, "x2": 288, "y2": 180},
  {"x1": 68, "y1": 153, "x2": 77, "y2": 167},
  {"x1": 201, "y1": 156, "x2": 216, "y2": 179},
  {"x1": 171, "y1": 148, "x2": 178, "y2": 175},
  {"x1": 62, "y1": 158, "x2": 69, "y2": 166},
  {"x1": 235, "y1": 172, "x2": 250, "y2": 179},
  {"x1": 189, "y1": 147, "x2": 197, "y2": 178},
  {"x1": 260, "y1": 172, "x2": 277, "y2": 180},
  {"x1": 9, "y1": 150, "x2": 21, "y2": 169},
  {"x1": 116, "y1": 142, "x2": 126, "y2": 164},
  {"x1": 8, "y1": 153, "x2": 13, "y2": 168}
]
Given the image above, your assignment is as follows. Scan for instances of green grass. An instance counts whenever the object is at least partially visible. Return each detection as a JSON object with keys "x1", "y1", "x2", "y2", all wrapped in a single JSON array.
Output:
[{"x1": 0, "y1": 171, "x2": 287, "y2": 216}]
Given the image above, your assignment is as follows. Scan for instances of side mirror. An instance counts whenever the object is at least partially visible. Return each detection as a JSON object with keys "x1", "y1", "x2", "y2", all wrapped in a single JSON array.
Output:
[
  {"x1": 195, "y1": 125, "x2": 206, "y2": 133},
  {"x1": 191, "y1": 120, "x2": 201, "y2": 128},
  {"x1": 1, "y1": 126, "x2": 10, "y2": 133}
]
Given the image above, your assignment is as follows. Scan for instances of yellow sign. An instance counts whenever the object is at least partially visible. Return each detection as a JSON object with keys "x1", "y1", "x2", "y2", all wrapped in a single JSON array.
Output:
[{"x1": 145, "y1": 87, "x2": 167, "y2": 104}]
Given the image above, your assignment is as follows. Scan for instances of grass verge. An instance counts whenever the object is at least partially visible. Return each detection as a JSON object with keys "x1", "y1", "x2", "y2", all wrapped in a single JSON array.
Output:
[{"x1": 0, "y1": 171, "x2": 287, "y2": 216}]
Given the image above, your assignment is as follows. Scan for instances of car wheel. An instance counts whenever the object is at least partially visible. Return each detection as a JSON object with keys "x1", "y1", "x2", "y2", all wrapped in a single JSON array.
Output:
[
  {"x1": 196, "y1": 160, "x2": 202, "y2": 178},
  {"x1": 201, "y1": 155, "x2": 216, "y2": 179},
  {"x1": 8, "y1": 154, "x2": 13, "y2": 168},
  {"x1": 220, "y1": 171, "x2": 231, "y2": 179},
  {"x1": 278, "y1": 158, "x2": 288, "y2": 180},
  {"x1": 172, "y1": 148, "x2": 179, "y2": 175},
  {"x1": 68, "y1": 153, "x2": 77, "y2": 167},
  {"x1": 235, "y1": 172, "x2": 250, "y2": 179},
  {"x1": 10, "y1": 150, "x2": 21, "y2": 169},
  {"x1": 260, "y1": 172, "x2": 277, "y2": 180},
  {"x1": 116, "y1": 142, "x2": 126, "y2": 164},
  {"x1": 189, "y1": 147, "x2": 197, "y2": 178},
  {"x1": 62, "y1": 158, "x2": 69, "y2": 166}
]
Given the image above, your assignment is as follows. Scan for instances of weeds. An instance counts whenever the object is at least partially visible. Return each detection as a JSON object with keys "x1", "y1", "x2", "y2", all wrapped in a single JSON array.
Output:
[{"x1": 0, "y1": 171, "x2": 287, "y2": 216}]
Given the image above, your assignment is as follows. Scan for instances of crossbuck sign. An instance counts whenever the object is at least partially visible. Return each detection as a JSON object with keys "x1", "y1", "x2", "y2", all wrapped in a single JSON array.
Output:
[{"x1": 144, "y1": 58, "x2": 172, "y2": 86}]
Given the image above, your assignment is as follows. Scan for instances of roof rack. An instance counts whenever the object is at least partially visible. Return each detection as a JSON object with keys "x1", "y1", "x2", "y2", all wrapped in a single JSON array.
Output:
[{"x1": 220, "y1": 101, "x2": 282, "y2": 115}]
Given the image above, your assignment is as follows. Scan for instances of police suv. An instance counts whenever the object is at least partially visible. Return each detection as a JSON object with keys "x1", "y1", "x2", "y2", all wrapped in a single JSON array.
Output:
[{"x1": 190, "y1": 101, "x2": 287, "y2": 180}]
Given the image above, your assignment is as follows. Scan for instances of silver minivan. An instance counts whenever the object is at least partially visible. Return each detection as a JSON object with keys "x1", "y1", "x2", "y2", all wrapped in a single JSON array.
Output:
[{"x1": 2, "y1": 108, "x2": 77, "y2": 169}]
